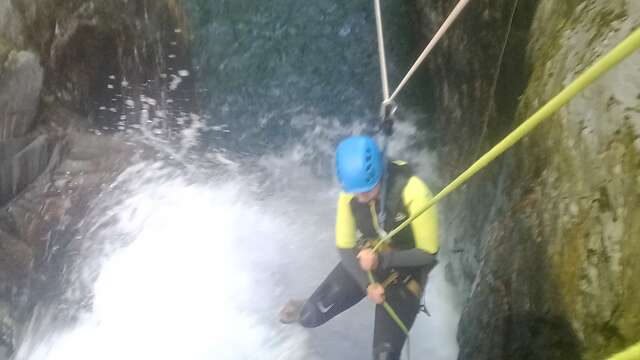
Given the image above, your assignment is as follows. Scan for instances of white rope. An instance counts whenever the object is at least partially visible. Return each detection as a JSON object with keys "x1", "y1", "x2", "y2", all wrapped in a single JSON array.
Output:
[
  {"x1": 373, "y1": 0, "x2": 392, "y2": 225},
  {"x1": 369, "y1": 4, "x2": 473, "y2": 359},
  {"x1": 374, "y1": 0, "x2": 391, "y2": 100},
  {"x1": 386, "y1": 0, "x2": 472, "y2": 104}
]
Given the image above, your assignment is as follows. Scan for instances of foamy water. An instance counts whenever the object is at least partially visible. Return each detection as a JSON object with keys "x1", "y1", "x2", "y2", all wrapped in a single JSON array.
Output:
[{"x1": 14, "y1": 118, "x2": 459, "y2": 360}]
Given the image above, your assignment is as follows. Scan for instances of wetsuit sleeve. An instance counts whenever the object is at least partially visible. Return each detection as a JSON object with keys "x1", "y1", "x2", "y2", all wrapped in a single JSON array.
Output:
[
  {"x1": 404, "y1": 176, "x2": 439, "y2": 253},
  {"x1": 379, "y1": 248, "x2": 437, "y2": 269},
  {"x1": 379, "y1": 176, "x2": 439, "y2": 269},
  {"x1": 335, "y1": 193, "x2": 368, "y2": 291}
]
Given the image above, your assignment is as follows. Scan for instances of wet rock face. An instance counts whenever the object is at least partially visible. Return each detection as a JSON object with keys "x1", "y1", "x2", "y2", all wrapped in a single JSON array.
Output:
[
  {"x1": 0, "y1": 1, "x2": 48, "y2": 210},
  {"x1": 0, "y1": 50, "x2": 46, "y2": 206},
  {"x1": 11, "y1": 0, "x2": 194, "y2": 120},
  {"x1": 0, "y1": 0, "x2": 24, "y2": 48},
  {"x1": 414, "y1": 0, "x2": 639, "y2": 359},
  {"x1": 0, "y1": 51, "x2": 43, "y2": 140},
  {"x1": 513, "y1": 1, "x2": 640, "y2": 358},
  {"x1": 0, "y1": 0, "x2": 193, "y2": 357},
  {"x1": 1, "y1": 0, "x2": 194, "y2": 209}
]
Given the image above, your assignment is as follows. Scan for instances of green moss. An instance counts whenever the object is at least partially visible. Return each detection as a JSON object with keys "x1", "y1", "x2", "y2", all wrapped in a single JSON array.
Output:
[
  {"x1": 0, "y1": 37, "x2": 14, "y2": 66},
  {"x1": 513, "y1": 1, "x2": 640, "y2": 358},
  {"x1": 587, "y1": 6, "x2": 628, "y2": 47},
  {"x1": 550, "y1": 218, "x2": 585, "y2": 317},
  {"x1": 616, "y1": 124, "x2": 640, "y2": 340}
]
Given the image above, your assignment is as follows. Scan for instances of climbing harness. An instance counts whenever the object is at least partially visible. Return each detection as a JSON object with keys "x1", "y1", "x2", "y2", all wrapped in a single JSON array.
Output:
[
  {"x1": 368, "y1": 0, "x2": 640, "y2": 348},
  {"x1": 365, "y1": 205, "x2": 423, "y2": 302},
  {"x1": 367, "y1": 197, "x2": 412, "y2": 360}
]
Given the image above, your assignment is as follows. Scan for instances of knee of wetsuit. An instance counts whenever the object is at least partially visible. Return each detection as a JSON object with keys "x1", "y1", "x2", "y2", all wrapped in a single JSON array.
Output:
[
  {"x1": 373, "y1": 342, "x2": 400, "y2": 360},
  {"x1": 299, "y1": 282, "x2": 343, "y2": 328},
  {"x1": 324, "y1": 281, "x2": 342, "y2": 300},
  {"x1": 298, "y1": 302, "x2": 321, "y2": 328}
]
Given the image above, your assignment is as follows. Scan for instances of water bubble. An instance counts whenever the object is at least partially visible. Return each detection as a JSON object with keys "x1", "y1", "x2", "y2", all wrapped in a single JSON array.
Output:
[
  {"x1": 169, "y1": 75, "x2": 182, "y2": 91},
  {"x1": 339, "y1": 25, "x2": 351, "y2": 37}
]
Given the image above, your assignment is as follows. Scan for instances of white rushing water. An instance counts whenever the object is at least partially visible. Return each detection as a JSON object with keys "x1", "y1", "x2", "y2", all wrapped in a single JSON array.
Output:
[{"x1": 14, "y1": 119, "x2": 460, "y2": 360}]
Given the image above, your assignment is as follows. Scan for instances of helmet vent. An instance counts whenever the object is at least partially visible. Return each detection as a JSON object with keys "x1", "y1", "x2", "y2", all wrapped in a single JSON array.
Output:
[{"x1": 336, "y1": 136, "x2": 382, "y2": 192}]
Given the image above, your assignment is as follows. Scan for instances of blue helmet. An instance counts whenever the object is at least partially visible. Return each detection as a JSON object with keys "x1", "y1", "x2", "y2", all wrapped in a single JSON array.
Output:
[{"x1": 335, "y1": 136, "x2": 383, "y2": 193}]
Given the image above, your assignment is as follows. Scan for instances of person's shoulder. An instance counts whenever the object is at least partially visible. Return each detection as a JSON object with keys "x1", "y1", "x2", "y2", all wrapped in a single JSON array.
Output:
[{"x1": 404, "y1": 175, "x2": 434, "y2": 199}]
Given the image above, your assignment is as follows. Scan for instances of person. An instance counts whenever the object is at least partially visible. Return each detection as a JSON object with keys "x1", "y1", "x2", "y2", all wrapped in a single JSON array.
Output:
[{"x1": 280, "y1": 135, "x2": 439, "y2": 360}]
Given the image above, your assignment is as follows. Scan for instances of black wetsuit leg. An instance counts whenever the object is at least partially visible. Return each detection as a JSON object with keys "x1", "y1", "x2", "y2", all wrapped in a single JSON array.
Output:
[
  {"x1": 299, "y1": 262, "x2": 365, "y2": 328},
  {"x1": 372, "y1": 284, "x2": 420, "y2": 360}
]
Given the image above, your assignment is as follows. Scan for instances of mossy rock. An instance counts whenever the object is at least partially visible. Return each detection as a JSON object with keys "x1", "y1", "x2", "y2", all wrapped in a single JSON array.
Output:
[{"x1": 0, "y1": 37, "x2": 15, "y2": 71}]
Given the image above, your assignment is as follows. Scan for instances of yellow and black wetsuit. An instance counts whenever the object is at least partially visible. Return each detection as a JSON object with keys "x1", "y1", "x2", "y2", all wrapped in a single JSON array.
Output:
[
  {"x1": 336, "y1": 160, "x2": 438, "y2": 289},
  {"x1": 299, "y1": 161, "x2": 439, "y2": 360}
]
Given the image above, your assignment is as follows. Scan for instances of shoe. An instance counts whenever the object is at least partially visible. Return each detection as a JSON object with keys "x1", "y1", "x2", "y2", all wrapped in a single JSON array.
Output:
[{"x1": 279, "y1": 299, "x2": 306, "y2": 324}]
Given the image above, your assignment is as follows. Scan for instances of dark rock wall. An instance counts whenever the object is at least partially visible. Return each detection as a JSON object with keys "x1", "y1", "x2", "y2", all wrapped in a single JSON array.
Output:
[
  {"x1": 0, "y1": 0, "x2": 193, "y2": 356},
  {"x1": 0, "y1": 50, "x2": 45, "y2": 206},
  {"x1": 12, "y1": 0, "x2": 194, "y2": 126},
  {"x1": 413, "y1": 0, "x2": 639, "y2": 359}
]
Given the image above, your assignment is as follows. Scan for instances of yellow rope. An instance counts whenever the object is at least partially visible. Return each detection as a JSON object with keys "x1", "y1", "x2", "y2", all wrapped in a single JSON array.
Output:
[
  {"x1": 368, "y1": 203, "x2": 411, "y2": 335},
  {"x1": 373, "y1": 26, "x2": 640, "y2": 253},
  {"x1": 607, "y1": 341, "x2": 640, "y2": 360},
  {"x1": 360, "y1": 25, "x2": 640, "y2": 341}
]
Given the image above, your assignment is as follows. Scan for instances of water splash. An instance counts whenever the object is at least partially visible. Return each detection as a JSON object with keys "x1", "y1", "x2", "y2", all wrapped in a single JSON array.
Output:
[
  {"x1": 14, "y1": 114, "x2": 458, "y2": 359},
  {"x1": 16, "y1": 168, "x2": 322, "y2": 360}
]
